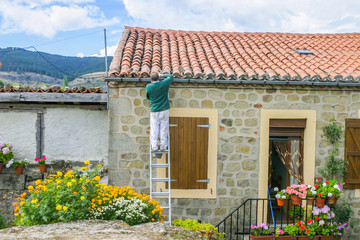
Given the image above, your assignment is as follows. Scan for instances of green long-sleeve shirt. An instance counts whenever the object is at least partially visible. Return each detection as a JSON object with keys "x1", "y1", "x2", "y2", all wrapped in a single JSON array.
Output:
[{"x1": 146, "y1": 74, "x2": 174, "y2": 112}]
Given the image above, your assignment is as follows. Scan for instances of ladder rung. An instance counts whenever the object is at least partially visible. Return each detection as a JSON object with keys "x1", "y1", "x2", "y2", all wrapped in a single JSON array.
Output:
[
  {"x1": 160, "y1": 206, "x2": 170, "y2": 209},
  {"x1": 151, "y1": 163, "x2": 169, "y2": 168},
  {"x1": 152, "y1": 192, "x2": 170, "y2": 196},
  {"x1": 152, "y1": 178, "x2": 171, "y2": 182},
  {"x1": 151, "y1": 150, "x2": 168, "y2": 154}
]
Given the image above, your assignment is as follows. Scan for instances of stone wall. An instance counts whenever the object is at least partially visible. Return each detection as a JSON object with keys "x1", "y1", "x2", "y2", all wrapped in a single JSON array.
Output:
[{"x1": 107, "y1": 82, "x2": 359, "y2": 237}]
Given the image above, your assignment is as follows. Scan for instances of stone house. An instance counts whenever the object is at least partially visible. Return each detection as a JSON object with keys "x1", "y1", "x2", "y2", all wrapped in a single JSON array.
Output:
[{"x1": 106, "y1": 26, "x2": 360, "y2": 236}]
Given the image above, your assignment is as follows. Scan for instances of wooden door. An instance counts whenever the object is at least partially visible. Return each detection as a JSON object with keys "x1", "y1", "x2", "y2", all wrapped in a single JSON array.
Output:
[{"x1": 344, "y1": 119, "x2": 360, "y2": 188}]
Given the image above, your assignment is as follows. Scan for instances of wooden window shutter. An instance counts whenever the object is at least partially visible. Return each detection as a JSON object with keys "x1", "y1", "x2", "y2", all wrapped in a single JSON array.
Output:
[
  {"x1": 344, "y1": 119, "x2": 360, "y2": 189},
  {"x1": 169, "y1": 117, "x2": 209, "y2": 189}
]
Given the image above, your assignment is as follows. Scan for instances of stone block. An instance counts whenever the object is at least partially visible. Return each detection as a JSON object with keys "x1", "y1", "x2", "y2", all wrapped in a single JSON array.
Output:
[
  {"x1": 200, "y1": 208, "x2": 212, "y2": 217},
  {"x1": 174, "y1": 99, "x2": 187, "y2": 107},
  {"x1": 127, "y1": 88, "x2": 138, "y2": 97},
  {"x1": 236, "y1": 145, "x2": 250, "y2": 153},
  {"x1": 262, "y1": 95, "x2": 273, "y2": 102},
  {"x1": 108, "y1": 169, "x2": 131, "y2": 186},
  {"x1": 201, "y1": 100, "x2": 213, "y2": 108},
  {"x1": 133, "y1": 179, "x2": 146, "y2": 187},
  {"x1": 134, "y1": 99, "x2": 141, "y2": 106},
  {"x1": 225, "y1": 93, "x2": 236, "y2": 101},
  {"x1": 287, "y1": 95, "x2": 300, "y2": 101},
  {"x1": 0, "y1": 174, "x2": 26, "y2": 190},
  {"x1": 109, "y1": 98, "x2": 131, "y2": 115},
  {"x1": 180, "y1": 89, "x2": 192, "y2": 98},
  {"x1": 209, "y1": 90, "x2": 223, "y2": 100},
  {"x1": 215, "y1": 101, "x2": 227, "y2": 109},
  {"x1": 134, "y1": 107, "x2": 146, "y2": 116},
  {"x1": 234, "y1": 101, "x2": 248, "y2": 109},
  {"x1": 242, "y1": 160, "x2": 257, "y2": 171},
  {"x1": 109, "y1": 133, "x2": 134, "y2": 151},
  {"x1": 121, "y1": 115, "x2": 136, "y2": 124},
  {"x1": 248, "y1": 93, "x2": 258, "y2": 101},
  {"x1": 189, "y1": 100, "x2": 199, "y2": 108},
  {"x1": 194, "y1": 90, "x2": 206, "y2": 99}
]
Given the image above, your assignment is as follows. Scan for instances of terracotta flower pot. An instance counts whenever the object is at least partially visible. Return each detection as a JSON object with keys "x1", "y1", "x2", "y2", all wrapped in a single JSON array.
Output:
[
  {"x1": 291, "y1": 195, "x2": 302, "y2": 205},
  {"x1": 277, "y1": 199, "x2": 285, "y2": 207},
  {"x1": 315, "y1": 197, "x2": 326, "y2": 208},
  {"x1": 15, "y1": 165, "x2": 24, "y2": 175},
  {"x1": 327, "y1": 196, "x2": 338, "y2": 205},
  {"x1": 250, "y1": 233, "x2": 275, "y2": 240},
  {"x1": 306, "y1": 197, "x2": 315, "y2": 205},
  {"x1": 275, "y1": 235, "x2": 295, "y2": 239},
  {"x1": 0, "y1": 162, "x2": 4, "y2": 174},
  {"x1": 39, "y1": 164, "x2": 47, "y2": 173}
]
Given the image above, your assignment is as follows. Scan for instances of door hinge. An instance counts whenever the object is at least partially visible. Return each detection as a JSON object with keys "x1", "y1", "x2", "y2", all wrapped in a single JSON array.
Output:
[
  {"x1": 196, "y1": 178, "x2": 210, "y2": 184},
  {"x1": 169, "y1": 124, "x2": 178, "y2": 127},
  {"x1": 197, "y1": 124, "x2": 211, "y2": 129}
]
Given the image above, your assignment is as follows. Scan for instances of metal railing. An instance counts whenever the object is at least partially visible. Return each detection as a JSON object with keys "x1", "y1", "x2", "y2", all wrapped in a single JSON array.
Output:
[{"x1": 215, "y1": 198, "x2": 318, "y2": 240}]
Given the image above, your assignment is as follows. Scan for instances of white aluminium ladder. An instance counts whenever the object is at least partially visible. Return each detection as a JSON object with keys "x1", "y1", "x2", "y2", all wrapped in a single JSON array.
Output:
[{"x1": 149, "y1": 124, "x2": 176, "y2": 225}]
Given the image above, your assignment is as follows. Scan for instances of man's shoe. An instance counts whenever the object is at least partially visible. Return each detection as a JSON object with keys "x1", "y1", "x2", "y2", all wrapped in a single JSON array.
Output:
[
  {"x1": 151, "y1": 147, "x2": 159, "y2": 152},
  {"x1": 159, "y1": 146, "x2": 168, "y2": 151}
]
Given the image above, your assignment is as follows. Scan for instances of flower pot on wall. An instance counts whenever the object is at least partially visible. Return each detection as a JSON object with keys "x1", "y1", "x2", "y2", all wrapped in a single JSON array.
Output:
[
  {"x1": 0, "y1": 162, "x2": 4, "y2": 174},
  {"x1": 306, "y1": 197, "x2": 315, "y2": 205},
  {"x1": 291, "y1": 195, "x2": 302, "y2": 205},
  {"x1": 277, "y1": 199, "x2": 285, "y2": 207},
  {"x1": 15, "y1": 165, "x2": 24, "y2": 175},
  {"x1": 327, "y1": 196, "x2": 338, "y2": 205},
  {"x1": 198, "y1": 229, "x2": 213, "y2": 239},
  {"x1": 275, "y1": 235, "x2": 295, "y2": 239},
  {"x1": 315, "y1": 197, "x2": 326, "y2": 208},
  {"x1": 39, "y1": 164, "x2": 47, "y2": 173}
]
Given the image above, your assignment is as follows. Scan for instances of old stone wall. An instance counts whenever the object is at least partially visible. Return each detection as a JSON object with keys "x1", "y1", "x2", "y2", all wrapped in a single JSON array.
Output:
[{"x1": 107, "y1": 82, "x2": 360, "y2": 237}]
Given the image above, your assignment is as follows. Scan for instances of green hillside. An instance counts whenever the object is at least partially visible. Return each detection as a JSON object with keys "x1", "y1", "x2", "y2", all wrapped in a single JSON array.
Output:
[{"x1": 0, "y1": 47, "x2": 112, "y2": 81}]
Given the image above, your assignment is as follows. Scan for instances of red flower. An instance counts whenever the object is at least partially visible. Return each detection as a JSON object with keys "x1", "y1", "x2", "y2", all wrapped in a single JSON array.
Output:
[
  {"x1": 306, "y1": 229, "x2": 310, "y2": 233},
  {"x1": 315, "y1": 216, "x2": 320, "y2": 220},
  {"x1": 307, "y1": 219, "x2": 313, "y2": 224},
  {"x1": 314, "y1": 184, "x2": 319, "y2": 188},
  {"x1": 316, "y1": 178, "x2": 321, "y2": 182},
  {"x1": 300, "y1": 225, "x2": 305, "y2": 230},
  {"x1": 297, "y1": 221, "x2": 302, "y2": 225},
  {"x1": 325, "y1": 181, "x2": 329, "y2": 184},
  {"x1": 318, "y1": 193, "x2": 322, "y2": 197}
]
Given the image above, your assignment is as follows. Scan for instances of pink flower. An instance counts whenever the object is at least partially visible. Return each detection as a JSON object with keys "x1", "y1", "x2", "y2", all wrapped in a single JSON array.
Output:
[
  {"x1": 35, "y1": 157, "x2": 39, "y2": 162},
  {"x1": 43, "y1": 155, "x2": 47, "y2": 160},
  {"x1": 2, "y1": 147, "x2": 10, "y2": 155}
]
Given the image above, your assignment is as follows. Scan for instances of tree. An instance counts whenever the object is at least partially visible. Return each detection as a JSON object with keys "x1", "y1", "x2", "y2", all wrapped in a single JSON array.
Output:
[{"x1": 63, "y1": 75, "x2": 68, "y2": 88}]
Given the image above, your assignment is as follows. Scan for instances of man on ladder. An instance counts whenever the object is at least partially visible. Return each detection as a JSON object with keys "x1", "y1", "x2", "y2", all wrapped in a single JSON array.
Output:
[{"x1": 146, "y1": 72, "x2": 174, "y2": 152}]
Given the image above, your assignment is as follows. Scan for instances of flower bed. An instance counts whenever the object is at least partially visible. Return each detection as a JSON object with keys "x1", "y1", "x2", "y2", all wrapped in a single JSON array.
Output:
[{"x1": 12, "y1": 161, "x2": 165, "y2": 226}]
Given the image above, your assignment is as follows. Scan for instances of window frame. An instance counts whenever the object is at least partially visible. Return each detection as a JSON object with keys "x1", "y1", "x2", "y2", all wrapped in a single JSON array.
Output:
[{"x1": 155, "y1": 108, "x2": 218, "y2": 199}]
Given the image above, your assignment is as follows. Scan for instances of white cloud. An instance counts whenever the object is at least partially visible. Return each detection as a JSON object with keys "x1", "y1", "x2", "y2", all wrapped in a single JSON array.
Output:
[
  {"x1": 77, "y1": 52, "x2": 85, "y2": 58},
  {"x1": 91, "y1": 45, "x2": 118, "y2": 57},
  {"x1": 122, "y1": 0, "x2": 360, "y2": 33},
  {"x1": 0, "y1": 0, "x2": 120, "y2": 38}
]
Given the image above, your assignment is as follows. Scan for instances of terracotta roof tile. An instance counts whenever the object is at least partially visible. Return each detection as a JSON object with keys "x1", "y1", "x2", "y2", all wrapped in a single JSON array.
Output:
[
  {"x1": 108, "y1": 26, "x2": 360, "y2": 83},
  {"x1": 0, "y1": 87, "x2": 104, "y2": 94}
]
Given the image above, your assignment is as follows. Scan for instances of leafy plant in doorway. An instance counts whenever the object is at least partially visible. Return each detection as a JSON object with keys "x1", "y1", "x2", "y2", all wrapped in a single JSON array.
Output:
[{"x1": 172, "y1": 218, "x2": 225, "y2": 239}]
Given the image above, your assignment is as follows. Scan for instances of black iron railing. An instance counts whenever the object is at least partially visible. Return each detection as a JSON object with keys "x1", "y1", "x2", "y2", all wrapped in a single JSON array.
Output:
[{"x1": 215, "y1": 198, "x2": 318, "y2": 240}]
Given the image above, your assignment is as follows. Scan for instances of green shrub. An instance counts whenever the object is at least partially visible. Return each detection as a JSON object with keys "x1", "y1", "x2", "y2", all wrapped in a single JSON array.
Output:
[
  {"x1": 13, "y1": 161, "x2": 164, "y2": 226},
  {"x1": 172, "y1": 218, "x2": 225, "y2": 239},
  {"x1": 0, "y1": 212, "x2": 7, "y2": 229}
]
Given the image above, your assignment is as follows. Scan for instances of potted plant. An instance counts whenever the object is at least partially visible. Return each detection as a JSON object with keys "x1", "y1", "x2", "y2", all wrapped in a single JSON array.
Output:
[
  {"x1": 315, "y1": 179, "x2": 329, "y2": 208},
  {"x1": 285, "y1": 184, "x2": 308, "y2": 205},
  {"x1": 284, "y1": 221, "x2": 304, "y2": 237},
  {"x1": 274, "y1": 187, "x2": 288, "y2": 206},
  {"x1": 327, "y1": 180, "x2": 342, "y2": 204},
  {"x1": 6, "y1": 158, "x2": 29, "y2": 174},
  {"x1": 306, "y1": 185, "x2": 317, "y2": 205},
  {"x1": 275, "y1": 227, "x2": 293, "y2": 239},
  {"x1": 0, "y1": 141, "x2": 14, "y2": 173},
  {"x1": 250, "y1": 223, "x2": 274, "y2": 239},
  {"x1": 35, "y1": 155, "x2": 47, "y2": 173}
]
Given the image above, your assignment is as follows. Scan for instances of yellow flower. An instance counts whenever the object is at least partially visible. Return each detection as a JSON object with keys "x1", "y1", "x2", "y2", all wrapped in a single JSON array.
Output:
[
  {"x1": 98, "y1": 164, "x2": 102, "y2": 168},
  {"x1": 86, "y1": 179, "x2": 90, "y2": 183},
  {"x1": 56, "y1": 185, "x2": 61, "y2": 189},
  {"x1": 82, "y1": 186, "x2": 86, "y2": 191},
  {"x1": 36, "y1": 190, "x2": 39, "y2": 194},
  {"x1": 93, "y1": 176, "x2": 101, "y2": 181},
  {"x1": 80, "y1": 196, "x2": 85, "y2": 200},
  {"x1": 67, "y1": 182, "x2": 72, "y2": 187},
  {"x1": 14, "y1": 207, "x2": 19, "y2": 212},
  {"x1": 57, "y1": 171, "x2": 63, "y2": 177},
  {"x1": 63, "y1": 206, "x2": 68, "y2": 211},
  {"x1": 28, "y1": 185, "x2": 34, "y2": 190},
  {"x1": 71, "y1": 179, "x2": 77, "y2": 183},
  {"x1": 20, "y1": 202, "x2": 25, "y2": 206},
  {"x1": 56, "y1": 205, "x2": 62, "y2": 211},
  {"x1": 13, "y1": 202, "x2": 18, "y2": 206},
  {"x1": 14, "y1": 213, "x2": 19, "y2": 216},
  {"x1": 35, "y1": 179, "x2": 42, "y2": 185},
  {"x1": 81, "y1": 166, "x2": 87, "y2": 171},
  {"x1": 73, "y1": 192, "x2": 78, "y2": 194},
  {"x1": 84, "y1": 160, "x2": 91, "y2": 165}
]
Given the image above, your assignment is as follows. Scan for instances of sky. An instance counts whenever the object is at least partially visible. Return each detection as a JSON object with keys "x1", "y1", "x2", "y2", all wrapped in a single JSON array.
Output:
[{"x1": 1, "y1": 0, "x2": 360, "y2": 57}]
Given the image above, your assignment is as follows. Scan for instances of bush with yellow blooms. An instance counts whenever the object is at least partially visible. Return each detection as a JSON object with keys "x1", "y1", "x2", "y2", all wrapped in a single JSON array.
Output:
[{"x1": 13, "y1": 161, "x2": 165, "y2": 226}]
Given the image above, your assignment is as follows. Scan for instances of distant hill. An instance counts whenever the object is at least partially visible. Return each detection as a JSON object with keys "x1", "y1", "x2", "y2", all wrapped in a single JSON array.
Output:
[{"x1": 0, "y1": 47, "x2": 112, "y2": 83}]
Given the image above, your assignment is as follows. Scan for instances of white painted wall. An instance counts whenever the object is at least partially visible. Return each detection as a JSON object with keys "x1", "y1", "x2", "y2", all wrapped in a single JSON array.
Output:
[
  {"x1": 44, "y1": 108, "x2": 108, "y2": 164},
  {"x1": 0, "y1": 107, "x2": 108, "y2": 165},
  {"x1": 0, "y1": 111, "x2": 37, "y2": 161}
]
